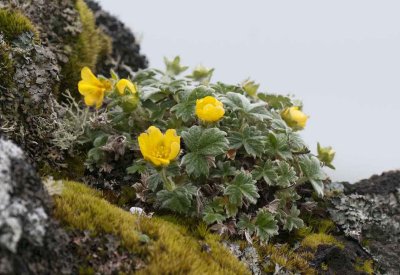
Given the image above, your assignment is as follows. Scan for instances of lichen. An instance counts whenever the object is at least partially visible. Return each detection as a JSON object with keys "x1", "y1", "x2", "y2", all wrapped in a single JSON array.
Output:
[{"x1": 54, "y1": 181, "x2": 250, "y2": 274}]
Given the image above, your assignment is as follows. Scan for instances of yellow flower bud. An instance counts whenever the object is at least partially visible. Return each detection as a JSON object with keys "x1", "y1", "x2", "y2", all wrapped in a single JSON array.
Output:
[
  {"x1": 138, "y1": 126, "x2": 181, "y2": 167},
  {"x1": 281, "y1": 106, "x2": 308, "y2": 130},
  {"x1": 317, "y1": 143, "x2": 335, "y2": 169},
  {"x1": 195, "y1": 96, "x2": 225, "y2": 122},
  {"x1": 116, "y1": 79, "x2": 137, "y2": 95},
  {"x1": 78, "y1": 67, "x2": 111, "y2": 109}
]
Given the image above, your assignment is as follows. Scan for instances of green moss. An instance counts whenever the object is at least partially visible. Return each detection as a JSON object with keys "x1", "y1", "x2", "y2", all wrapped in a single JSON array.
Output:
[
  {"x1": 60, "y1": 0, "x2": 112, "y2": 98},
  {"x1": 257, "y1": 244, "x2": 315, "y2": 274},
  {"x1": 355, "y1": 259, "x2": 374, "y2": 275},
  {"x1": 301, "y1": 233, "x2": 344, "y2": 251},
  {"x1": 0, "y1": 44, "x2": 14, "y2": 88},
  {"x1": 0, "y1": 9, "x2": 38, "y2": 42},
  {"x1": 54, "y1": 181, "x2": 250, "y2": 274}
]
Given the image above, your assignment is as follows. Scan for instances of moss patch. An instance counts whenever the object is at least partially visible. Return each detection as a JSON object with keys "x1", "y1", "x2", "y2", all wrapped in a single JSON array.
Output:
[
  {"x1": 60, "y1": 0, "x2": 111, "y2": 97},
  {"x1": 355, "y1": 259, "x2": 374, "y2": 275},
  {"x1": 0, "y1": 9, "x2": 38, "y2": 42},
  {"x1": 54, "y1": 181, "x2": 249, "y2": 274},
  {"x1": 0, "y1": 44, "x2": 14, "y2": 88},
  {"x1": 301, "y1": 233, "x2": 344, "y2": 251},
  {"x1": 257, "y1": 244, "x2": 315, "y2": 274}
]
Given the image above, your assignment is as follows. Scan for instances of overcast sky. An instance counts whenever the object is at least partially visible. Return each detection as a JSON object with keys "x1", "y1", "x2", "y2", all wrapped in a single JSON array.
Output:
[{"x1": 98, "y1": 0, "x2": 400, "y2": 183}]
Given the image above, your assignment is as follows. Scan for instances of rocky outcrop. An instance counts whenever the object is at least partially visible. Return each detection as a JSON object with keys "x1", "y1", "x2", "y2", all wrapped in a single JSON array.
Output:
[
  {"x1": 329, "y1": 171, "x2": 400, "y2": 274},
  {"x1": 0, "y1": 137, "x2": 73, "y2": 274},
  {"x1": 0, "y1": 0, "x2": 147, "y2": 169},
  {"x1": 85, "y1": 0, "x2": 148, "y2": 77}
]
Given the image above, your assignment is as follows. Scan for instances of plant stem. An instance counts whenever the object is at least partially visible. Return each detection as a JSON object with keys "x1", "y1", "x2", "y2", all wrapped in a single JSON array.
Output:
[{"x1": 160, "y1": 167, "x2": 175, "y2": 191}]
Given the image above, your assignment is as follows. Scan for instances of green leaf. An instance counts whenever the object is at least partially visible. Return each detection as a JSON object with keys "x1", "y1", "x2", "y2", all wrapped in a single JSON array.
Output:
[
  {"x1": 237, "y1": 214, "x2": 256, "y2": 234},
  {"x1": 203, "y1": 211, "x2": 226, "y2": 225},
  {"x1": 181, "y1": 152, "x2": 209, "y2": 177},
  {"x1": 126, "y1": 160, "x2": 147, "y2": 175},
  {"x1": 227, "y1": 126, "x2": 265, "y2": 157},
  {"x1": 202, "y1": 198, "x2": 227, "y2": 224},
  {"x1": 222, "y1": 92, "x2": 271, "y2": 121},
  {"x1": 257, "y1": 93, "x2": 293, "y2": 110},
  {"x1": 224, "y1": 172, "x2": 259, "y2": 206},
  {"x1": 156, "y1": 184, "x2": 197, "y2": 214},
  {"x1": 171, "y1": 86, "x2": 213, "y2": 122},
  {"x1": 182, "y1": 126, "x2": 229, "y2": 156},
  {"x1": 275, "y1": 161, "x2": 298, "y2": 187},
  {"x1": 282, "y1": 205, "x2": 304, "y2": 232},
  {"x1": 299, "y1": 156, "x2": 326, "y2": 197},
  {"x1": 212, "y1": 161, "x2": 237, "y2": 179},
  {"x1": 252, "y1": 160, "x2": 277, "y2": 185},
  {"x1": 181, "y1": 126, "x2": 229, "y2": 177},
  {"x1": 265, "y1": 132, "x2": 292, "y2": 159},
  {"x1": 254, "y1": 210, "x2": 279, "y2": 242}
]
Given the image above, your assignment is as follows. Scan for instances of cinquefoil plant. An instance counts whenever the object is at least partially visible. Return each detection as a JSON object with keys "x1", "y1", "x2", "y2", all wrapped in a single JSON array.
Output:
[{"x1": 56, "y1": 57, "x2": 334, "y2": 243}]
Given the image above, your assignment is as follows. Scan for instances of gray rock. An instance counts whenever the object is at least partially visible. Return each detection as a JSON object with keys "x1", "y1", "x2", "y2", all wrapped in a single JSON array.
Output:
[
  {"x1": 0, "y1": 137, "x2": 74, "y2": 274},
  {"x1": 328, "y1": 171, "x2": 400, "y2": 274}
]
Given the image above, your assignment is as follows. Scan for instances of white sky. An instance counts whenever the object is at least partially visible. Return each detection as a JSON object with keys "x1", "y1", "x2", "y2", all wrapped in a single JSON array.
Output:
[{"x1": 98, "y1": 0, "x2": 400, "y2": 182}]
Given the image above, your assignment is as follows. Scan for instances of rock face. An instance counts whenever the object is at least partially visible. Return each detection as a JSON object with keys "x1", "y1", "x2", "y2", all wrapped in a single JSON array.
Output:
[
  {"x1": 329, "y1": 171, "x2": 400, "y2": 274},
  {"x1": 85, "y1": 0, "x2": 148, "y2": 77},
  {"x1": 0, "y1": 0, "x2": 147, "y2": 168},
  {"x1": 0, "y1": 137, "x2": 73, "y2": 274}
]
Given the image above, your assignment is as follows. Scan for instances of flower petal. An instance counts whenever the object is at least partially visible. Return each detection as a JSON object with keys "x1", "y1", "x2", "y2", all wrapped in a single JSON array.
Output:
[
  {"x1": 78, "y1": 81, "x2": 99, "y2": 96},
  {"x1": 81, "y1": 67, "x2": 102, "y2": 86}
]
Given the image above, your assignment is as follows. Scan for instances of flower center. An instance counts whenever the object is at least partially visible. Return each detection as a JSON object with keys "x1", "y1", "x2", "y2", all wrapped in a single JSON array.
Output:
[{"x1": 152, "y1": 144, "x2": 169, "y2": 159}]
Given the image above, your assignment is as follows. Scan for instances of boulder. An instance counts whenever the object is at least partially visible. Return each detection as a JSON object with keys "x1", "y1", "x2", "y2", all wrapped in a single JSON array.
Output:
[
  {"x1": 0, "y1": 137, "x2": 73, "y2": 274},
  {"x1": 329, "y1": 171, "x2": 400, "y2": 274}
]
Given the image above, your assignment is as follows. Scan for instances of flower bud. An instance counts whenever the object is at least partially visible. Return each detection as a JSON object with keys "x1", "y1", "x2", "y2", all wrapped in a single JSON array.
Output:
[
  {"x1": 281, "y1": 106, "x2": 308, "y2": 130},
  {"x1": 195, "y1": 96, "x2": 225, "y2": 122},
  {"x1": 241, "y1": 78, "x2": 259, "y2": 97},
  {"x1": 317, "y1": 143, "x2": 335, "y2": 169}
]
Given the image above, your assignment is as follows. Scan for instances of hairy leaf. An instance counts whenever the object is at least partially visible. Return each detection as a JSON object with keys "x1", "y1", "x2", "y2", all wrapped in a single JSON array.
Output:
[
  {"x1": 228, "y1": 126, "x2": 265, "y2": 157},
  {"x1": 252, "y1": 160, "x2": 277, "y2": 185},
  {"x1": 265, "y1": 132, "x2": 292, "y2": 159},
  {"x1": 282, "y1": 205, "x2": 304, "y2": 232},
  {"x1": 181, "y1": 126, "x2": 229, "y2": 176},
  {"x1": 156, "y1": 184, "x2": 197, "y2": 214},
  {"x1": 275, "y1": 161, "x2": 298, "y2": 187},
  {"x1": 224, "y1": 172, "x2": 259, "y2": 206},
  {"x1": 222, "y1": 92, "x2": 271, "y2": 121},
  {"x1": 255, "y1": 210, "x2": 279, "y2": 242},
  {"x1": 299, "y1": 156, "x2": 326, "y2": 197}
]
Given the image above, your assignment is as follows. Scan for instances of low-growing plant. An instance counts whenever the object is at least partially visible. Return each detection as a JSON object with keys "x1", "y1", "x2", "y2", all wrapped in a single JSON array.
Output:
[{"x1": 54, "y1": 56, "x2": 335, "y2": 244}]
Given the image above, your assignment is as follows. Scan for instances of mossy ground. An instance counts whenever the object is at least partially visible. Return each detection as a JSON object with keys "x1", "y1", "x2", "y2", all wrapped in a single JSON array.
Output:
[
  {"x1": 0, "y1": 9, "x2": 38, "y2": 42},
  {"x1": 60, "y1": 0, "x2": 112, "y2": 97},
  {"x1": 54, "y1": 181, "x2": 249, "y2": 274}
]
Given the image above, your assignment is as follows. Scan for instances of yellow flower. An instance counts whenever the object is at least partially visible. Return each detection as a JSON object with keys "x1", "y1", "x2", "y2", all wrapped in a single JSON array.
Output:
[
  {"x1": 78, "y1": 67, "x2": 111, "y2": 109},
  {"x1": 116, "y1": 79, "x2": 137, "y2": 95},
  {"x1": 281, "y1": 106, "x2": 308, "y2": 130},
  {"x1": 138, "y1": 126, "x2": 181, "y2": 167},
  {"x1": 195, "y1": 96, "x2": 225, "y2": 122}
]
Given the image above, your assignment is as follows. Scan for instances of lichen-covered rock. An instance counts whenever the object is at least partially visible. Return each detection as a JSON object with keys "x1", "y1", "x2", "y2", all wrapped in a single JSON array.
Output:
[
  {"x1": 0, "y1": 137, "x2": 73, "y2": 274},
  {"x1": 85, "y1": 0, "x2": 148, "y2": 77},
  {"x1": 0, "y1": 0, "x2": 147, "y2": 170},
  {"x1": 328, "y1": 171, "x2": 400, "y2": 274}
]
